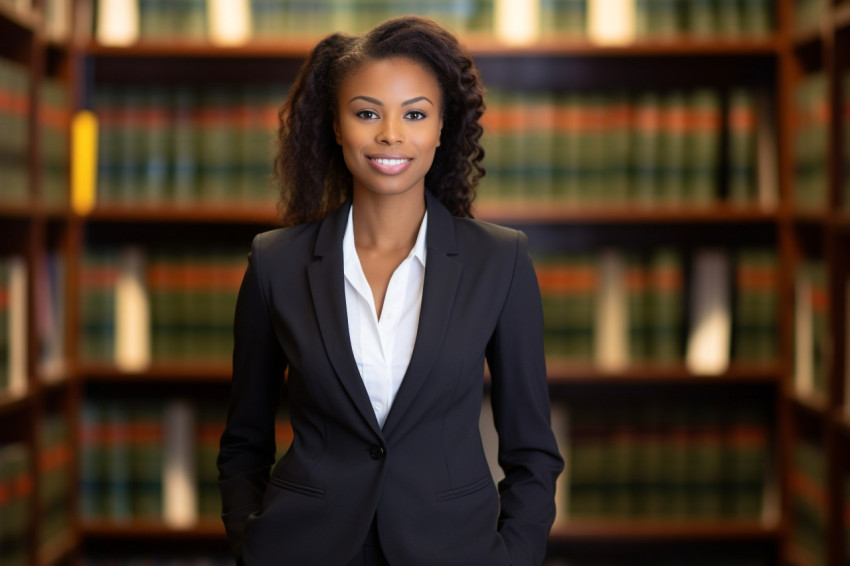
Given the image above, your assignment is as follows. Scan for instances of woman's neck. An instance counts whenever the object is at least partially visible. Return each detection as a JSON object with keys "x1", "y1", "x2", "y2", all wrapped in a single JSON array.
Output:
[{"x1": 351, "y1": 190, "x2": 426, "y2": 252}]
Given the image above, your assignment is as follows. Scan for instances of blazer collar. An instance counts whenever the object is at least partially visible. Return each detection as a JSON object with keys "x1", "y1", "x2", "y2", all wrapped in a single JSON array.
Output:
[{"x1": 308, "y1": 191, "x2": 462, "y2": 438}]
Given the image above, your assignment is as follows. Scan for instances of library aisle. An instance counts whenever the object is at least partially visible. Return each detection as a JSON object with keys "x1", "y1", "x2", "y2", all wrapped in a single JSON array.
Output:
[{"x1": 1, "y1": 0, "x2": 849, "y2": 564}]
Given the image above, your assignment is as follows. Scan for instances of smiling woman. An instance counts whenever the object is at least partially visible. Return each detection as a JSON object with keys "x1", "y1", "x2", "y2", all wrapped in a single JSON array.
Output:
[{"x1": 217, "y1": 15, "x2": 564, "y2": 566}]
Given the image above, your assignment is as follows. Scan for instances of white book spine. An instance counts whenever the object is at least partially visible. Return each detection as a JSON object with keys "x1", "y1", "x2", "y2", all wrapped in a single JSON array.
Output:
[
  {"x1": 8, "y1": 257, "x2": 27, "y2": 396},
  {"x1": 115, "y1": 247, "x2": 150, "y2": 372},
  {"x1": 587, "y1": 0, "x2": 636, "y2": 45},
  {"x1": 163, "y1": 400, "x2": 197, "y2": 527},
  {"x1": 207, "y1": 0, "x2": 251, "y2": 46},
  {"x1": 686, "y1": 250, "x2": 731, "y2": 375},
  {"x1": 495, "y1": 0, "x2": 539, "y2": 45},
  {"x1": 794, "y1": 270, "x2": 814, "y2": 395},
  {"x1": 595, "y1": 249, "x2": 628, "y2": 371},
  {"x1": 96, "y1": 0, "x2": 139, "y2": 46}
]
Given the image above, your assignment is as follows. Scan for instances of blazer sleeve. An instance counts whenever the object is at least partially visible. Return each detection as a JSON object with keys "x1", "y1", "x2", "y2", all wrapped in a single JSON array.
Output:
[
  {"x1": 486, "y1": 231, "x2": 564, "y2": 566},
  {"x1": 217, "y1": 235, "x2": 287, "y2": 561}
]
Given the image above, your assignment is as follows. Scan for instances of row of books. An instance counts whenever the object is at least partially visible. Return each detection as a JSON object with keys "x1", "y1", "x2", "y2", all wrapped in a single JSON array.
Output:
[
  {"x1": 535, "y1": 247, "x2": 777, "y2": 374},
  {"x1": 79, "y1": 397, "x2": 292, "y2": 524},
  {"x1": 478, "y1": 88, "x2": 776, "y2": 209},
  {"x1": 93, "y1": 83, "x2": 287, "y2": 209},
  {"x1": 0, "y1": 57, "x2": 30, "y2": 204},
  {"x1": 794, "y1": 74, "x2": 829, "y2": 210},
  {"x1": 0, "y1": 443, "x2": 32, "y2": 566},
  {"x1": 564, "y1": 400, "x2": 769, "y2": 519},
  {"x1": 91, "y1": 0, "x2": 772, "y2": 45},
  {"x1": 38, "y1": 412, "x2": 72, "y2": 548},
  {"x1": 79, "y1": 246, "x2": 245, "y2": 369},
  {"x1": 0, "y1": 256, "x2": 27, "y2": 397},
  {"x1": 793, "y1": 260, "x2": 829, "y2": 400},
  {"x1": 790, "y1": 434, "x2": 827, "y2": 566}
]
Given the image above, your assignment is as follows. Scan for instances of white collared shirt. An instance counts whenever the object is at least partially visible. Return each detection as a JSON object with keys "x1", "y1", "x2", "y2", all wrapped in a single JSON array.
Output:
[{"x1": 342, "y1": 207, "x2": 427, "y2": 429}]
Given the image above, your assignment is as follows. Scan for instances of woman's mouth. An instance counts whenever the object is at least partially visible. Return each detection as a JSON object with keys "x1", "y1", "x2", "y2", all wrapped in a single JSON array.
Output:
[{"x1": 368, "y1": 156, "x2": 413, "y2": 175}]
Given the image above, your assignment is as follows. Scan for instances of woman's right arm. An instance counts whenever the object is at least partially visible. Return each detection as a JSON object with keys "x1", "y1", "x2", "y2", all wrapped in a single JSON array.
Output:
[{"x1": 217, "y1": 238, "x2": 287, "y2": 561}]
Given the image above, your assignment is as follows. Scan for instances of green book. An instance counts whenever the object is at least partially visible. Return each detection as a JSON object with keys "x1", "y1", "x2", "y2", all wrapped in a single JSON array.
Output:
[
  {"x1": 686, "y1": 405, "x2": 724, "y2": 518},
  {"x1": 199, "y1": 88, "x2": 238, "y2": 204},
  {"x1": 79, "y1": 250, "x2": 117, "y2": 364},
  {"x1": 727, "y1": 89, "x2": 757, "y2": 206},
  {"x1": 105, "y1": 401, "x2": 133, "y2": 521},
  {"x1": 687, "y1": 0, "x2": 718, "y2": 37},
  {"x1": 626, "y1": 252, "x2": 649, "y2": 365},
  {"x1": 130, "y1": 401, "x2": 163, "y2": 520},
  {"x1": 171, "y1": 85, "x2": 199, "y2": 205},
  {"x1": 196, "y1": 401, "x2": 226, "y2": 520},
  {"x1": 794, "y1": 74, "x2": 829, "y2": 210},
  {"x1": 606, "y1": 93, "x2": 632, "y2": 205},
  {"x1": 142, "y1": 86, "x2": 172, "y2": 205},
  {"x1": 38, "y1": 413, "x2": 71, "y2": 546},
  {"x1": 79, "y1": 401, "x2": 105, "y2": 519},
  {"x1": 552, "y1": 93, "x2": 583, "y2": 205},
  {"x1": 647, "y1": 248, "x2": 683, "y2": 364},
  {"x1": 94, "y1": 86, "x2": 119, "y2": 205},
  {"x1": 659, "y1": 91, "x2": 688, "y2": 206},
  {"x1": 685, "y1": 89, "x2": 720, "y2": 207},
  {"x1": 632, "y1": 93, "x2": 662, "y2": 207},
  {"x1": 716, "y1": 0, "x2": 742, "y2": 36}
]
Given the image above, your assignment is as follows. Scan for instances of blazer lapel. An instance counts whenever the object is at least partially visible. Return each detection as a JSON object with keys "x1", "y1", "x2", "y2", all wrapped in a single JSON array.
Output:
[
  {"x1": 382, "y1": 192, "x2": 462, "y2": 435},
  {"x1": 307, "y1": 200, "x2": 382, "y2": 436}
]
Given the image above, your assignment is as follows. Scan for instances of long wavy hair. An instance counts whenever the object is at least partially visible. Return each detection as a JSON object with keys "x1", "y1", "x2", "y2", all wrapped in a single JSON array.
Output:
[{"x1": 272, "y1": 15, "x2": 486, "y2": 226}]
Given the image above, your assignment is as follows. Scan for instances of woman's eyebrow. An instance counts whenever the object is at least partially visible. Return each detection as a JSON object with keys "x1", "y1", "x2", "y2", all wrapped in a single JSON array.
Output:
[{"x1": 348, "y1": 95, "x2": 434, "y2": 107}]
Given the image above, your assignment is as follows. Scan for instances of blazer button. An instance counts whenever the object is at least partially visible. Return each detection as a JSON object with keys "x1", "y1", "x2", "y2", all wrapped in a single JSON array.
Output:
[{"x1": 369, "y1": 445, "x2": 385, "y2": 460}]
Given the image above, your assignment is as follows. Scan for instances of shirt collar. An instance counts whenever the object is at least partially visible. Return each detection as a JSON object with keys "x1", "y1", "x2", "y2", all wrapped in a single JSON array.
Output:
[{"x1": 343, "y1": 206, "x2": 428, "y2": 270}]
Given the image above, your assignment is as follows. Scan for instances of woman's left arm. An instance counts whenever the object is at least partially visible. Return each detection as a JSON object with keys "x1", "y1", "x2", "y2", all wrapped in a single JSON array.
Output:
[{"x1": 486, "y1": 230, "x2": 564, "y2": 566}]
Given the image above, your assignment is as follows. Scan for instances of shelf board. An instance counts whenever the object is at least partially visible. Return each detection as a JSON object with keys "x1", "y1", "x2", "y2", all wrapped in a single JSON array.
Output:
[
  {"x1": 84, "y1": 204, "x2": 280, "y2": 225},
  {"x1": 549, "y1": 519, "x2": 781, "y2": 542},
  {"x1": 474, "y1": 201, "x2": 778, "y2": 224},
  {"x1": 78, "y1": 363, "x2": 232, "y2": 382},
  {"x1": 545, "y1": 362, "x2": 782, "y2": 384},
  {"x1": 83, "y1": 36, "x2": 781, "y2": 59},
  {"x1": 81, "y1": 520, "x2": 226, "y2": 540}
]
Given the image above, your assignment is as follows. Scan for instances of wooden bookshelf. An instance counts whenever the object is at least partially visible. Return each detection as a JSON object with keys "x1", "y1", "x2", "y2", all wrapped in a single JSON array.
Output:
[{"x1": 2, "y1": 0, "x2": 849, "y2": 564}]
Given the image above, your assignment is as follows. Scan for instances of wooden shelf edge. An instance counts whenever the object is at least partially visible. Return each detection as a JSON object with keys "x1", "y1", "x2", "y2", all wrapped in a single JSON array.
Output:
[
  {"x1": 474, "y1": 202, "x2": 779, "y2": 224},
  {"x1": 77, "y1": 363, "x2": 232, "y2": 382},
  {"x1": 80, "y1": 520, "x2": 225, "y2": 540},
  {"x1": 83, "y1": 204, "x2": 280, "y2": 225},
  {"x1": 545, "y1": 362, "x2": 782, "y2": 384},
  {"x1": 82, "y1": 36, "x2": 782, "y2": 59},
  {"x1": 549, "y1": 519, "x2": 781, "y2": 542}
]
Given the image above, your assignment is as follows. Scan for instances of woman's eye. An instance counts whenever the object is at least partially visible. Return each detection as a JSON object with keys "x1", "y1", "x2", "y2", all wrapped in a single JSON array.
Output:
[
  {"x1": 356, "y1": 110, "x2": 378, "y2": 120},
  {"x1": 406, "y1": 110, "x2": 427, "y2": 120}
]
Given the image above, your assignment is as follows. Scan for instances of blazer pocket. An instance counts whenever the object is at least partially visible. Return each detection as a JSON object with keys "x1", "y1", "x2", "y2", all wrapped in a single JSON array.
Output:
[
  {"x1": 435, "y1": 475, "x2": 493, "y2": 502},
  {"x1": 269, "y1": 476, "x2": 326, "y2": 499}
]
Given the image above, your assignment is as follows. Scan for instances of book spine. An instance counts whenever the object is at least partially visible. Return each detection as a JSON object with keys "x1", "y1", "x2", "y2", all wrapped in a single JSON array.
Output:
[{"x1": 727, "y1": 89, "x2": 757, "y2": 207}]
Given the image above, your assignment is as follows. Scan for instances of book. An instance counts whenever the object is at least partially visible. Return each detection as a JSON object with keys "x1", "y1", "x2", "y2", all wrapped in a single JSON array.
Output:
[
  {"x1": 1, "y1": 256, "x2": 28, "y2": 397},
  {"x1": 686, "y1": 249, "x2": 731, "y2": 375},
  {"x1": 794, "y1": 260, "x2": 828, "y2": 398},
  {"x1": 163, "y1": 400, "x2": 197, "y2": 527},
  {"x1": 96, "y1": 0, "x2": 139, "y2": 46},
  {"x1": 790, "y1": 434, "x2": 827, "y2": 565},
  {"x1": 595, "y1": 249, "x2": 628, "y2": 370},
  {"x1": 36, "y1": 252, "x2": 66, "y2": 380},
  {"x1": 38, "y1": 413, "x2": 71, "y2": 547},
  {"x1": 732, "y1": 249, "x2": 778, "y2": 364},
  {"x1": 0, "y1": 443, "x2": 33, "y2": 566},
  {"x1": 207, "y1": 0, "x2": 251, "y2": 45},
  {"x1": 114, "y1": 247, "x2": 151, "y2": 372},
  {"x1": 587, "y1": 0, "x2": 635, "y2": 45},
  {"x1": 794, "y1": 74, "x2": 829, "y2": 210},
  {"x1": 0, "y1": 58, "x2": 30, "y2": 204}
]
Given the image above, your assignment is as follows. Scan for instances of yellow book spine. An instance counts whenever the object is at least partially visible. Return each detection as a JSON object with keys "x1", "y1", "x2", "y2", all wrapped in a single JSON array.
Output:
[{"x1": 71, "y1": 110, "x2": 98, "y2": 216}]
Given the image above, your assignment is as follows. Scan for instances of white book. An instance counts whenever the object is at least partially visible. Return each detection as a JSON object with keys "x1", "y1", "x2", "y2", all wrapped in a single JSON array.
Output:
[
  {"x1": 595, "y1": 249, "x2": 628, "y2": 371},
  {"x1": 495, "y1": 0, "x2": 539, "y2": 45},
  {"x1": 686, "y1": 250, "x2": 731, "y2": 375},
  {"x1": 95, "y1": 0, "x2": 139, "y2": 46},
  {"x1": 8, "y1": 256, "x2": 27, "y2": 396},
  {"x1": 794, "y1": 270, "x2": 814, "y2": 395},
  {"x1": 207, "y1": 0, "x2": 251, "y2": 46},
  {"x1": 163, "y1": 400, "x2": 197, "y2": 527},
  {"x1": 587, "y1": 0, "x2": 636, "y2": 45},
  {"x1": 114, "y1": 247, "x2": 150, "y2": 372},
  {"x1": 44, "y1": 0, "x2": 70, "y2": 40},
  {"x1": 756, "y1": 89, "x2": 778, "y2": 210}
]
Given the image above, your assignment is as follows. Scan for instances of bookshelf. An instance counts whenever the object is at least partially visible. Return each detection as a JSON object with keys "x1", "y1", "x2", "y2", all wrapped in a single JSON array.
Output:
[{"x1": 0, "y1": 0, "x2": 849, "y2": 564}]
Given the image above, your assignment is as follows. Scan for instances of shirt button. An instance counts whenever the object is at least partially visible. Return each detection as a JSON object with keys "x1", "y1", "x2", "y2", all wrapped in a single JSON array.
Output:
[{"x1": 369, "y1": 445, "x2": 385, "y2": 460}]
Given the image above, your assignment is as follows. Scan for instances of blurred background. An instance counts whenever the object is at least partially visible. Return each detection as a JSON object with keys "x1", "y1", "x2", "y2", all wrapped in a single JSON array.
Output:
[{"x1": 0, "y1": 0, "x2": 849, "y2": 564}]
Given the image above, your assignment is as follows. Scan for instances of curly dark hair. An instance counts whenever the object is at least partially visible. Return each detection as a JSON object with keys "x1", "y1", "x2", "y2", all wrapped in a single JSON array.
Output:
[{"x1": 272, "y1": 15, "x2": 487, "y2": 226}]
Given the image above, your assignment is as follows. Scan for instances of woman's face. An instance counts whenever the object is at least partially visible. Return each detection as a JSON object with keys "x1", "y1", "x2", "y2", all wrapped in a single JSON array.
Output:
[{"x1": 335, "y1": 57, "x2": 443, "y2": 200}]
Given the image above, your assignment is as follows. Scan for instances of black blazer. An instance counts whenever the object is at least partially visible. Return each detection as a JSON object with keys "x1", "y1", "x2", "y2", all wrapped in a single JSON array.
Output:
[{"x1": 218, "y1": 191, "x2": 563, "y2": 566}]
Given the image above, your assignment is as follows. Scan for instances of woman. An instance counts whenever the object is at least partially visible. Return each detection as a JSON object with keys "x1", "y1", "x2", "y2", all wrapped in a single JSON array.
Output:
[{"x1": 217, "y1": 15, "x2": 563, "y2": 566}]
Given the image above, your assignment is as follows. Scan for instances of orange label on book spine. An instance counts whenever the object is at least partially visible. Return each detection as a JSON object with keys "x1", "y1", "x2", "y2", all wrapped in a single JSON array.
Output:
[{"x1": 71, "y1": 110, "x2": 98, "y2": 216}]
